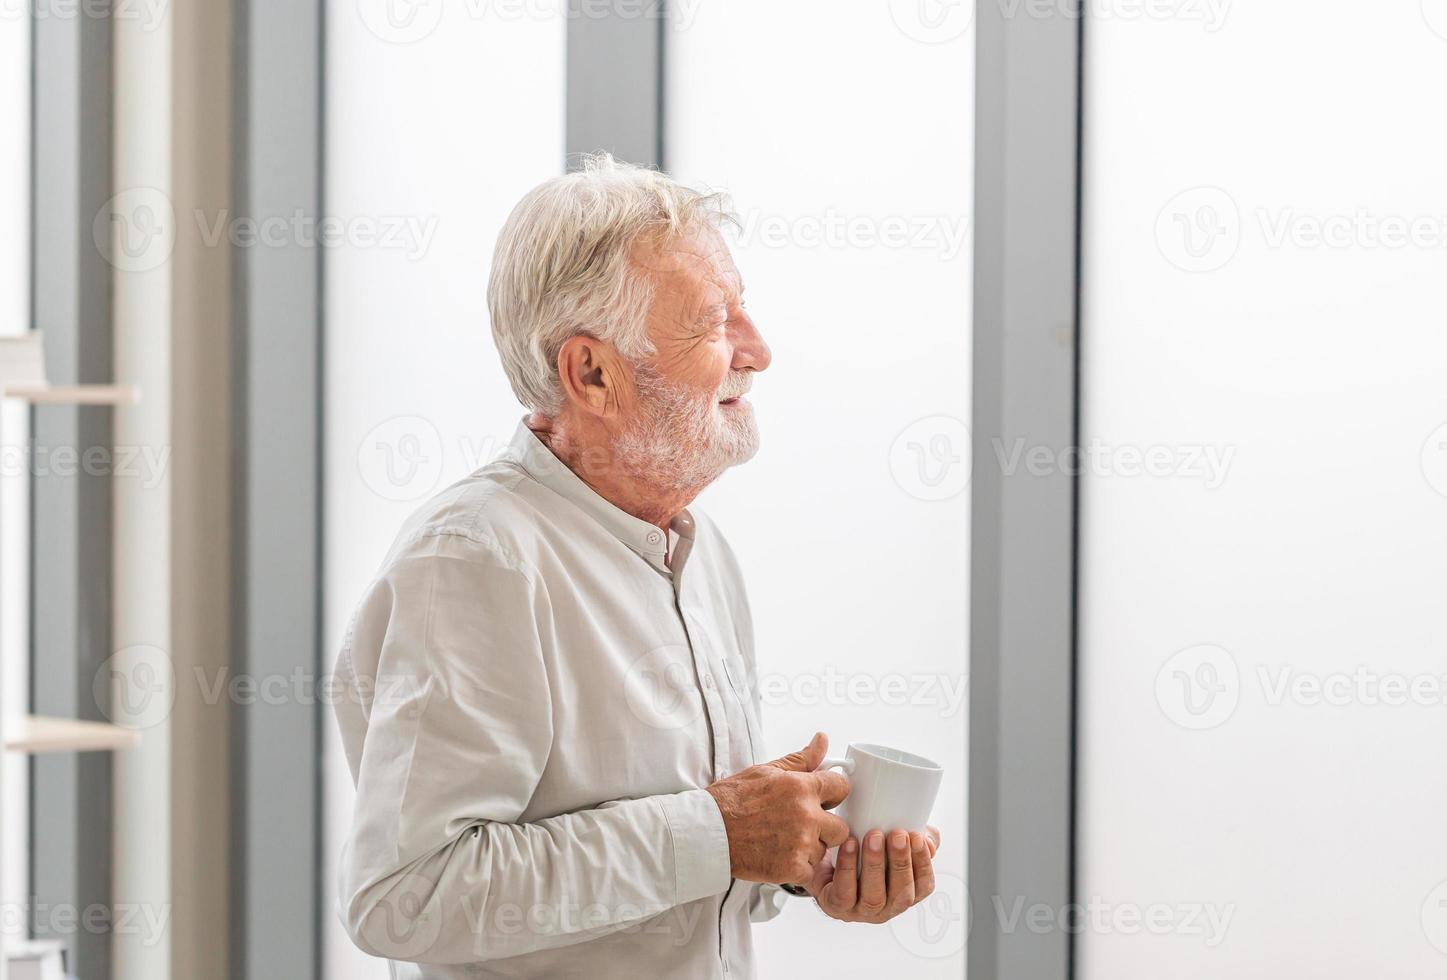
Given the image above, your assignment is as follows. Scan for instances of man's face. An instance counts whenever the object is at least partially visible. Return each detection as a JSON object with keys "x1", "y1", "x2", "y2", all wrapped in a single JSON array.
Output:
[{"x1": 613, "y1": 227, "x2": 772, "y2": 489}]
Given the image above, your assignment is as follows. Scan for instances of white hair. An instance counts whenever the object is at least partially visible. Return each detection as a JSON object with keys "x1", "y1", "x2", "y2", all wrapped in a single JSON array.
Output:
[{"x1": 487, "y1": 153, "x2": 737, "y2": 415}]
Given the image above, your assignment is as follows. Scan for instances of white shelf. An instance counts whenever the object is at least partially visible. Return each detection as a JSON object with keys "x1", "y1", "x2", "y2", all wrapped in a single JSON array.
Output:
[
  {"x1": 3, "y1": 715, "x2": 141, "y2": 754},
  {"x1": 0, "y1": 383, "x2": 140, "y2": 405}
]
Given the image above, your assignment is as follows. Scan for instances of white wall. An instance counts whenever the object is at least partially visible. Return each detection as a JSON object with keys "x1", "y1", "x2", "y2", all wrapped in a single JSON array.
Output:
[
  {"x1": 667, "y1": 3, "x2": 972, "y2": 973},
  {"x1": 1077, "y1": 3, "x2": 1447, "y2": 977},
  {"x1": 0, "y1": 1, "x2": 29, "y2": 955},
  {"x1": 322, "y1": 4, "x2": 566, "y2": 977}
]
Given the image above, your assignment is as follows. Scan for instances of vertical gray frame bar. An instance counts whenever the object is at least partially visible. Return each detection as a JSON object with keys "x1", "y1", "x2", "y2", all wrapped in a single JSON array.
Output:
[
  {"x1": 29, "y1": 7, "x2": 116, "y2": 980},
  {"x1": 565, "y1": 0, "x2": 665, "y2": 169},
  {"x1": 968, "y1": 4, "x2": 1083, "y2": 980},
  {"x1": 230, "y1": 0, "x2": 323, "y2": 976}
]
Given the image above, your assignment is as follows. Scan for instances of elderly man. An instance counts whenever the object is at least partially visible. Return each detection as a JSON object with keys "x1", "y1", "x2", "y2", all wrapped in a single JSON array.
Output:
[{"x1": 332, "y1": 156, "x2": 941, "y2": 979}]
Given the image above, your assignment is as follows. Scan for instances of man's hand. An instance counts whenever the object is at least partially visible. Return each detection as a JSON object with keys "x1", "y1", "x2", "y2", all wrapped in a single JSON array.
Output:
[
  {"x1": 807, "y1": 825, "x2": 942, "y2": 924},
  {"x1": 705, "y1": 733, "x2": 852, "y2": 886}
]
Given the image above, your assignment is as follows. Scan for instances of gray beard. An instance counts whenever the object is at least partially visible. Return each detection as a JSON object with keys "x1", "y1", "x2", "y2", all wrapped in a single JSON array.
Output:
[{"x1": 613, "y1": 370, "x2": 759, "y2": 492}]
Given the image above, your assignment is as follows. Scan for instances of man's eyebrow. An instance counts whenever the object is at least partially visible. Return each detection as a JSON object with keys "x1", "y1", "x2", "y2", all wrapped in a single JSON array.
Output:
[
  {"x1": 690, "y1": 277, "x2": 744, "y2": 327},
  {"x1": 718, "y1": 281, "x2": 746, "y2": 307},
  {"x1": 692, "y1": 303, "x2": 727, "y2": 328}
]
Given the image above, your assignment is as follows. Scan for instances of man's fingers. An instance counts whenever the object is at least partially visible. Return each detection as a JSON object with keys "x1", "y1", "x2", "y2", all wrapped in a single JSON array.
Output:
[
  {"x1": 818, "y1": 812, "x2": 851, "y2": 849},
  {"x1": 824, "y1": 838, "x2": 859, "y2": 909},
  {"x1": 926, "y1": 824, "x2": 941, "y2": 857},
  {"x1": 858, "y1": 831, "x2": 888, "y2": 914},
  {"x1": 910, "y1": 831, "x2": 936, "y2": 903},
  {"x1": 770, "y1": 732, "x2": 827, "y2": 772},
  {"x1": 886, "y1": 830, "x2": 916, "y2": 912},
  {"x1": 807, "y1": 854, "x2": 835, "y2": 899},
  {"x1": 809, "y1": 769, "x2": 851, "y2": 809}
]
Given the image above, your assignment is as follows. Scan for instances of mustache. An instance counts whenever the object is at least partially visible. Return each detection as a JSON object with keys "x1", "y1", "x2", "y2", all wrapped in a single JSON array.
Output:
[{"x1": 716, "y1": 372, "x2": 752, "y2": 401}]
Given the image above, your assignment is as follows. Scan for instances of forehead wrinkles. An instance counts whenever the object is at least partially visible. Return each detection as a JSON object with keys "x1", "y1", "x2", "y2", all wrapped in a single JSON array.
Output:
[
  {"x1": 632, "y1": 229, "x2": 738, "y2": 292},
  {"x1": 635, "y1": 236, "x2": 741, "y2": 339}
]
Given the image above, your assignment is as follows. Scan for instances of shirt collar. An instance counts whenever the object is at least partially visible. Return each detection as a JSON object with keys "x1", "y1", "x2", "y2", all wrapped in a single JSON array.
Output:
[{"x1": 503, "y1": 418, "x2": 696, "y2": 574}]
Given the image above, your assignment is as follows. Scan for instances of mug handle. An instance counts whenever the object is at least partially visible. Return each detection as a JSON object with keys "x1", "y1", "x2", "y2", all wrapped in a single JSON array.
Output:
[{"x1": 814, "y1": 756, "x2": 858, "y2": 884}]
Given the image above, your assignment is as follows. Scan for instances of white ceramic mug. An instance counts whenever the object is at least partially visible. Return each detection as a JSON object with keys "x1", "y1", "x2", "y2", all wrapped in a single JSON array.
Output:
[{"x1": 819, "y1": 742, "x2": 944, "y2": 845}]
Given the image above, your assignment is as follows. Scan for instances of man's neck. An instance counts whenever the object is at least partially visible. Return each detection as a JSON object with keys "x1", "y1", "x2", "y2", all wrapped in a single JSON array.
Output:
[{"x1": 525, "y1": 412, "x2": 702, "y2": 533}]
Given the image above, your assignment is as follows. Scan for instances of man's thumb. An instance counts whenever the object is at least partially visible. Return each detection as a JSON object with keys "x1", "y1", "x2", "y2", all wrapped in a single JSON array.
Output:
[{"x1": 770, "y1": 732, "x2": 828, "y2": 772}]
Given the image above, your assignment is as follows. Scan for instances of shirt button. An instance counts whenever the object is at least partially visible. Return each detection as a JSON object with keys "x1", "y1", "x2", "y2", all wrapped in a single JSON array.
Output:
[
  {"x1": 646, "y1": 531, "x2": 662, "y2": 545},
  {"x1": 703, "y1": 674, "x2": 715, "y2": 690}
]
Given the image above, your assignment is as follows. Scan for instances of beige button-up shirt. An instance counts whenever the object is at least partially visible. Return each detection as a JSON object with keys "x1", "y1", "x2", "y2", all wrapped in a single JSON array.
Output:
[{"x1": 332, "y1": 419, "x2": 787, "y2": 979}]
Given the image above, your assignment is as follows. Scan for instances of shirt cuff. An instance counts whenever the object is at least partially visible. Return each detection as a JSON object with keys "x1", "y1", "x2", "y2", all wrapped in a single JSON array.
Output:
[
  {"x1": 751, "y1": 883, "x2": 793, "y2": 923},
  {"x1": 658, "y1": 788, "x2": 733, "y2": 905}
]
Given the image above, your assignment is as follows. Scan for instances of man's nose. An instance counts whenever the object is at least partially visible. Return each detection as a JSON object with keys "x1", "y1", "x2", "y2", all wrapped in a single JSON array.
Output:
[{"x1": 730, "y1": 314, "x2": 772, "y2": 373}]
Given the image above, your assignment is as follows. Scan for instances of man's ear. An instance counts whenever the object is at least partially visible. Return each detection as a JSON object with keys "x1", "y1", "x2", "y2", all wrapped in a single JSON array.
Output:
[{"x1": 556, "y1": 334, "x2": 626, "y2": 418}]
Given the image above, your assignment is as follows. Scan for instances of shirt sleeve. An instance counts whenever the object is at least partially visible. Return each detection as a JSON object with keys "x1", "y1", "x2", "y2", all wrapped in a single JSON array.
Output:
[{"x1": 333, "y1": 537, "x2": 733, "y2": 965}]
